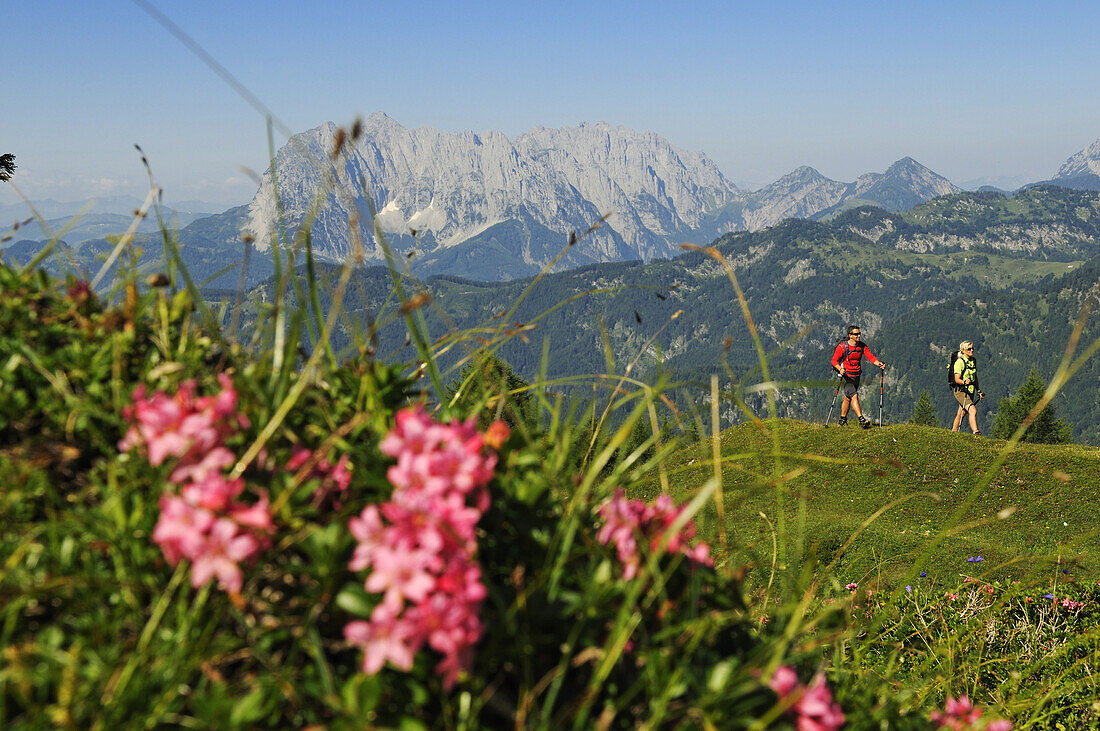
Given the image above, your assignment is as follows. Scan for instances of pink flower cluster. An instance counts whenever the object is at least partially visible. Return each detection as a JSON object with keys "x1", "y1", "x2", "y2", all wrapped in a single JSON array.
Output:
[
  {"x1": 344, "y1": 406, "x2": 508, "y2": 689},
  {"x1": 768, "y1": 666, "x2": 845, "y2": 731},
  {"x1": 931, "y1": 695, "x2": 1012, "y2": 730},
  {"x1": 288, "y1": 446, "x2": 353, "y2": 508},
  {"x1": 596, "y1": 489, "x2": 713, "y2": 580},
  {"x1": 120, "y1": 374, "x2": 273, "y2": 594}
]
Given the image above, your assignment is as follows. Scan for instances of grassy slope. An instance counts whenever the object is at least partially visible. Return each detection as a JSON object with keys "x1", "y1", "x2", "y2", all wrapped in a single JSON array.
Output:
[{"x1": 639, "y1": 419, "x2": 1100, "y2": 588}]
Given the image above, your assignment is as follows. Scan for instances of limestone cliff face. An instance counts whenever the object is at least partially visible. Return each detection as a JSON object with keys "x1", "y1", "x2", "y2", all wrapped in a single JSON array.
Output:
[
  {"x1": 246, "y1": 113, "x2": 741, "y2": 275},
  {"x1": 245, "y1": 113, "x2": 962, "y2": 279},
  {"x1": 740, "y1": 157, "x2": 962, "y2": 227},
  {"x1": 1054, "y1": 138, "x2": 1100, "y2": 180},
  {"x1": 741, "y1": 166, "x2": 850, "y2": 230}
]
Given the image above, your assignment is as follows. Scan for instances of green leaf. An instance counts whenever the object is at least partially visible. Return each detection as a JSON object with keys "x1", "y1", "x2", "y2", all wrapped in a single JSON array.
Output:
[
  {"x1": 707, "y1": 660, "x2": 734, "y2": 693},
  {"x1": 228, "y1": 686, "x2": 266, "y2": 726},
  {"x1": 340, "y1": 674, "x2": 382, "y2": 715},
  {"x1": 335, "y1": 583, "x2": 375, "y2": 619}
]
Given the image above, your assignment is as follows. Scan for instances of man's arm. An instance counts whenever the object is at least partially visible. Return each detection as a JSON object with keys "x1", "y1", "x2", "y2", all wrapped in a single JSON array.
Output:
[{"x1": 864, "y1": 345, "x2": 886, "y2": 370}]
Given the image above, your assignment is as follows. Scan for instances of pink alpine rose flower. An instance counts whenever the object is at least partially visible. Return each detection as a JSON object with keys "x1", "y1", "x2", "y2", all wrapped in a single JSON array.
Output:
[
  {"x1": 189, "y1": 519, "x2": 259, "y2": 594},
  {"x1": 344, "y1": 605, "x2": 418, "y2": 674},
  {"x1": 596, "y1": 489, "x2": 713, "y2": 580},
  {"x1": 931, "y1": 694, "x2": 1011, "y2": 730},
  {"x1": 346, "y1": 407, "x2": 504, "y2": 689},
  {"x1": 769, "y1": 666, "x2": 845, "y2": 731},
  {"x1": 152, "y1": 494, "x2": 215, "y2": 564},
  {"x1": 768, "y1": 665, "x2": 800, "y2": 696},
  {"x1": 122, "y1": 374, "x2": 274, "y2": 596}
]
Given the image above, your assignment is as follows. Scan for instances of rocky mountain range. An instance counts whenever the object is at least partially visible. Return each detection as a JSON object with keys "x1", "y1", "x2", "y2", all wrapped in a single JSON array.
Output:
[
  {"x1": 244, "y1": 113, "x2": 962, "y2": 280},
  {"x1": 1035, "y1": 138, "x2": 1100, "y2": 190},
  {"x1": 10, "y1": 115, "x2": 1100, "y2": 284}
]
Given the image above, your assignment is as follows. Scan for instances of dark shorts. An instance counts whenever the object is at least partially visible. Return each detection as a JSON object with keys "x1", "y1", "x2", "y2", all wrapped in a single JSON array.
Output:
[{"x1": 841, "y1": 374, "x2": 860, "y2": 398}]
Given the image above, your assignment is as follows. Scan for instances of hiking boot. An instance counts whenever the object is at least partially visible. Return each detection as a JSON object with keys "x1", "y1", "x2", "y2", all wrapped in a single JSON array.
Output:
[
  {"x1": 973, "y1": 429, "x2": 982, "y2": 437},
  {"x1": 837, "y1": 416, "x2": 847, "y2": 426},
  {"x1": 859, "y1": 416, "x2": 871, "y2": 429}
]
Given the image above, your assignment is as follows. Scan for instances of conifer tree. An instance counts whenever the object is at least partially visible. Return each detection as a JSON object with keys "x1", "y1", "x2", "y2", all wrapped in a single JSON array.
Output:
[
  {"x1": 0, "y1": 154, "x2": 15, "y2": 182},
  {"x1": 991, "y1": 368, "x2": 1073, "y2": 443},
  {"x1": 909, "y1": 389, "x2": 938, "y2": 427},
  {"x1": 445, "y1": 352, "x2": 538, "y2": 434}
]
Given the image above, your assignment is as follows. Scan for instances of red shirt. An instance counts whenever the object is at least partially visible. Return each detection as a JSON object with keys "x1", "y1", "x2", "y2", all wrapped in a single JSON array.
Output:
[{"x1": 831, "y1": 340, "x2": 878, "y2": 376}]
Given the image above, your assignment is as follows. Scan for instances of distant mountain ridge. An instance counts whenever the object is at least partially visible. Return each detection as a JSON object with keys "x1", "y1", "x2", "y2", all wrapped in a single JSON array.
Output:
[
  {"x1": 11, "y1": 117, "x2": 1100, "y2": 284},
  {"x1": 0, "y1": 196, "x2": 222, "y2": 222},
  {"x1": 244, "y1": 114, "x2": 962, "y2": 280},
  {"x1": 1023, "y1": 138, "x2": 1100, "y2": 192},
  {"x1": 741, "y1": 157, "x2": 961, "y2": 226}
]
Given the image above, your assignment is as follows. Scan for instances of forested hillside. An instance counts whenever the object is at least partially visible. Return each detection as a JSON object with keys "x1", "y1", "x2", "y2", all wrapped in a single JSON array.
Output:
[
  {"x1": 871, "y1": 257, "x2": 1100, "y2": 442},
  {"x1": 835, "y1": 186, "x2": 1100, "y2": 260},
  {"x1": 228, "y1": 187, "x2": 1100, "y2": 441}
]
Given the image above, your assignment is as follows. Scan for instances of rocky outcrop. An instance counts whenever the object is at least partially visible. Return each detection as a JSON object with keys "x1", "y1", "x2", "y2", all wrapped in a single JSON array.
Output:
[
  {"x1": 1056, "y1": 139, "x2": 1100, "y2": 179},
  {"x1": 1047, "y1": 138, "x2": 1100, "y2": 190}
]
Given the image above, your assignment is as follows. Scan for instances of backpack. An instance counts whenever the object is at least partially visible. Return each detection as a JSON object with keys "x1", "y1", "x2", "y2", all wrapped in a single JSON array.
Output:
[
  {"x1": 947, "y1": 351, "x2": 961, "y2": 388},
  {"x1": 948, "y1": 351, "x2": 975, "y2": 390}
]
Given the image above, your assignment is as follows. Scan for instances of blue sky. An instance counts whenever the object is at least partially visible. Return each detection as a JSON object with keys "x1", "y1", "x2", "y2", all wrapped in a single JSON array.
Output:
[{"x1": 4, "y1": 0, "x2": 1100, "y2": 210}]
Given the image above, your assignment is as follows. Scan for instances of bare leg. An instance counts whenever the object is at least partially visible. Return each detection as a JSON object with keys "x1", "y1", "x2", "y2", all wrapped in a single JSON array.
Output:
[
  {"x1": 967, "y1": 405, "x2": 979, "y2": 433},
  {"x1": 952, "y1": 406, "x2": 964, "y2": 432},
  {"x1": 840, "y1": 395, "x2": 851, "y2": 418},
  {"x1": 850, "y1": 393, "x2": 863, "y2": 419}
]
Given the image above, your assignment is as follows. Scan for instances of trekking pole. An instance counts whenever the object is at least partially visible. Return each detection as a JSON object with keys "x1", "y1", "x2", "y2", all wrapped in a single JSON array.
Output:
[
  {"x1": 878, "y1": 367, "x2": 885, "y2": 426},
  {"x1": 824, "y1": 371, "x2": 842, "y2": 427}
]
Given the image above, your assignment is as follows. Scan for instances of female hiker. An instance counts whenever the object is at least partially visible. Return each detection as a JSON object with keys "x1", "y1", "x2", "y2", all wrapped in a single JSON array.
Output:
[{"x1": 951, "y1": 340, "x2": 983, "y2": 435}]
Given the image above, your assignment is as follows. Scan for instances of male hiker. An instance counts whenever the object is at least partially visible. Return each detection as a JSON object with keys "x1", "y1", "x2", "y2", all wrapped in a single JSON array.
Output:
[
  {"x1": 830, "y1": 325, "x2": 886, "y2": 429},
  {"x1": 950, "y1": 340, "x2": 983, "y2": 435}
]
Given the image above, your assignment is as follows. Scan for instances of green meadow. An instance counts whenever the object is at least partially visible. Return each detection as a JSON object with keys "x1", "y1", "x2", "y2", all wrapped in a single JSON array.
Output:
[{"x1": 643, "y1": 420, "x2": 1100, "y2": 587}]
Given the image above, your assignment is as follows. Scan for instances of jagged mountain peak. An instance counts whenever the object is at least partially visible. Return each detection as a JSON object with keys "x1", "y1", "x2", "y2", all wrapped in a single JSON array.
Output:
[
  {"x1": 885, "y1": 156, "x2": 921, "y2": 171},
  {"x1": 882, "y1": 156, "x2": 950, "y2": 182},
  {"x1": 245, "y1": 114, "x2": 744, "y2": 277},
  {"x1": 751, "y1": 166, "x2": 837, "y2": 197},
  {"x1": 243, "y1": 114, "x2": 965, "y2": 280},
  {"x1": 1055, "y1": 138, "x2": 1100, "y2": 179},
  {"x1": 852, "y1": 157, "x2": 962, "y2": 202},
  {"x1": 774, "y1": 165, "x2": 829, "y2": 184},
  {"x1": 365, "y1": 110, "x2": 394, "y2": 123}
]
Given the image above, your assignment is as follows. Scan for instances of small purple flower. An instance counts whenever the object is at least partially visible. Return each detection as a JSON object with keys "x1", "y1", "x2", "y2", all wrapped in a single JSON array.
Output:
[
  {"x1": 920, "y1": 572, "x2": 927, "y2": 577},
  {"x1": 1045, "y1": 593, "x2": 1054, "y2": 599},
  {"x1": 906, "y1": 585, "x2": 912, "y2": 593},
  {"x1": 966, "y1": 556, "x2": 984, "y2": 563}
]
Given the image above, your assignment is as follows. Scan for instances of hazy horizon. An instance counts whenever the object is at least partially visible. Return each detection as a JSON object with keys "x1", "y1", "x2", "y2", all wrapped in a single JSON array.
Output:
[{"x1": 5, "y1": 1, "x2": 1099, "y2": 210}]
